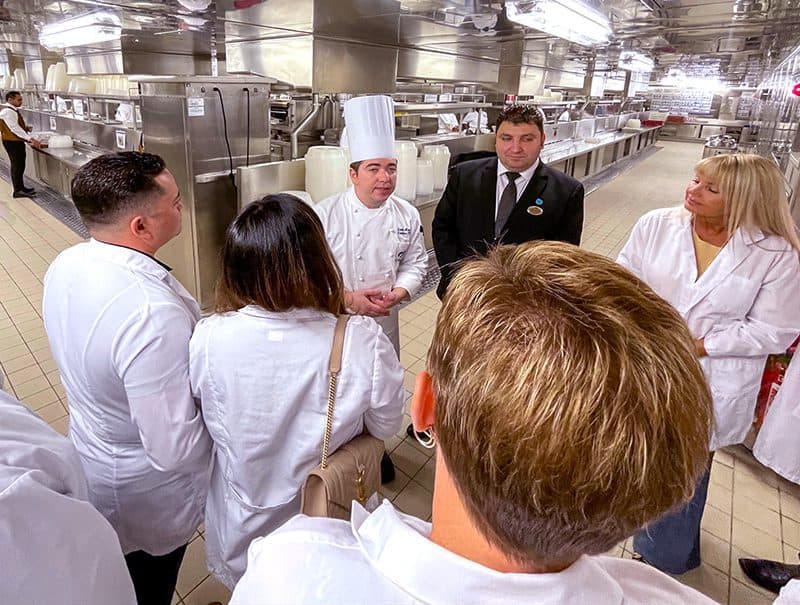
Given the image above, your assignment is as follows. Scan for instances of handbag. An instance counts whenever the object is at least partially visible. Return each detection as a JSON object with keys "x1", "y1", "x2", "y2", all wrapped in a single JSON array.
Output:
[{"x1": 300, "y1": 314, "x2": 385, "y2": 519}]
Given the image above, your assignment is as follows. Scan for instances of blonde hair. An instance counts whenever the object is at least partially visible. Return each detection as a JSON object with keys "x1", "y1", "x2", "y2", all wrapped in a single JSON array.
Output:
[
  {"x1": 428, "y1": 242, "x2": 713, "y2": 567},
  {"x1": 695, "y1": 154, "x2": 800, "y2": 250}
]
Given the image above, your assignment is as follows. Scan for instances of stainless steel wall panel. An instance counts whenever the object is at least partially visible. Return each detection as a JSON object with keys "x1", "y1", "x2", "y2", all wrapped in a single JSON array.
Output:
[
  {"x1": 312, "y1": 39, "x2": 397, "y2": 93},
  {"x1": 237, "y1": 159, "x2": 306, "y2": 209},
  {"x1": 397, "y1": 48, "x2": 498, "y2": 84}
]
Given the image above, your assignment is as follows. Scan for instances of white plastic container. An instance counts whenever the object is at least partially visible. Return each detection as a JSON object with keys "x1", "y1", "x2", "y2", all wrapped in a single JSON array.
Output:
[
  {"x1": 421, "y1": 145, "x2": 451, "y2": 190},
  {"x1": 416, "y1": 159, "x2": 434, "y2": 197},
  {"x1": 52, "y1": 63, "x2": 68, "y2": 91},
  {"x1": 45, "y1": 65, "x2": 56, "y2": 90},
  {"x1": 304, "y1": 146, "x2": 349, "y2": 204},
  {"x1": 394, "y1": 140, "x2": 417, "y2": 201},
  {"x1": 13, "y1": 68, "x2": 25, "y2": 90},
  {"x1": 48, "y1": 135, "x2": 73, "y2": 149},
  {"x1": 279, "y1": 190, "x2": 315, "y2": 206}
]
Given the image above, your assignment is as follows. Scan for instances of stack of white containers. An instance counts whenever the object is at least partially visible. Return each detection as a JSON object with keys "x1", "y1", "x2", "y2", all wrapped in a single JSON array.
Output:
[
  {"x1": 304, "y1": 146, "x2": 349, "y2": 204},
  {"x1": 45, "y1": 63, "x2": 68, "y2": 91},
  {"x1": 416, "y1": 159, "x2": 434, "y2": 197},
  {"x1": 420, "y1": 145, "x2": 451, "y2": 190},
  {"x1": 394, "y1": 140, "x2": 417, "y2": 201}
]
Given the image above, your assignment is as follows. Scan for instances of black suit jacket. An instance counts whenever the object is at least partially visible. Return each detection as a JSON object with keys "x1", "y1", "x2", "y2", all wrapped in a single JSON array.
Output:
[{"x1": 432, "y1": 157, "x2": 584, "y2": 298}]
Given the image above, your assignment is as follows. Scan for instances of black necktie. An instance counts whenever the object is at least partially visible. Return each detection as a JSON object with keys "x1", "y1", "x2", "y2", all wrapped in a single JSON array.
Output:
[{"x1": 495, "y1": 171, "x2": 521, "y2": 238}]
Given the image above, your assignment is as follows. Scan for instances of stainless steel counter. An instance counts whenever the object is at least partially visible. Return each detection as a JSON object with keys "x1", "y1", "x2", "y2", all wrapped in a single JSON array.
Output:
[{"x1": 31, "y1": 142, "x2": 108, "y2": 197}]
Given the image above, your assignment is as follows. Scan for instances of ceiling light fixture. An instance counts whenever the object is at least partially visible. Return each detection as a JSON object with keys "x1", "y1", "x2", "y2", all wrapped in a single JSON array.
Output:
[
  {"x1": 39, "y1": 11, "x2": 121, "y2": 49},
  {"x1": 506, "y1": 0, "x2": 611, "y2": 47},
  {"x1": 619, "y1": 51, "x2": 654, "y2": 72}
]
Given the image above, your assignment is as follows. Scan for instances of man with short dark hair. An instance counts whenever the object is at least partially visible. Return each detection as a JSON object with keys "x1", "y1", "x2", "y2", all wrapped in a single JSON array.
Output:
[
  {"x1": 432, "y1": 103, "x2": 584, "y2": 299},
  {"x1": 0, "y1": 91, "x2": 41, "y2": 198},
  {"x1": 42, "y1": 151, "x2": 212, "y2": 605}
]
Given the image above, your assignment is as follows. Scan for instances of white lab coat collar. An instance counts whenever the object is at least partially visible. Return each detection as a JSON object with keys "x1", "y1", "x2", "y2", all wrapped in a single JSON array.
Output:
[
  {"x1": 678, "y1": 209, "x2": 768, "y2": 312},
  {"x1": 351, "y1": 501, "x2": 625, "y2": 605},
  {"x1": 236, "y1": 305, "x2": 333, "y2": 322},
  {"x1": 88, "y1": 238, "x2": 170, "y2": 280}
]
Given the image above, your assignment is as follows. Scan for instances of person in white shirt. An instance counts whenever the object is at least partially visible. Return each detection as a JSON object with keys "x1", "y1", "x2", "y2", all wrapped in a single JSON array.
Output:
[
  {"x1": 617, "y1": 153, "x2": 800, "y2": 575},
  {"x1": 437, "y1": 112, "x2": 459, "y2": 133},
  {"x1": 0, "y1": 91, "x2": 41, "y2": 198},
  {"x1": 231, "y1": 241, "x2": 719, "y2": 605},
  {"x1": 42, "y1": 152, "x2": 213, "y2": 605},
  {"x1": 461, "y1": 107, "x2": 490, "y2": 133},
  {"x1": 190, "y1": 194, "x2": 404, "y2": 589},
  {"x1": 315, "y1": 95, "x2": 428, "y2": 356},
  {"x1": 0, "y1": 387, "x2": 136, "y2": 605}
]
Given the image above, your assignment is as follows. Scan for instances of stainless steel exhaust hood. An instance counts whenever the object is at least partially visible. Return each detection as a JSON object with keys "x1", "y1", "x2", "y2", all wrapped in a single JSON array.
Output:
[
  {"x1": 224, "y1": 0, "x2": 399, "y2": 93},
  {"x1": 61, "y1": 27, "x2": 212, "y2": 76}
]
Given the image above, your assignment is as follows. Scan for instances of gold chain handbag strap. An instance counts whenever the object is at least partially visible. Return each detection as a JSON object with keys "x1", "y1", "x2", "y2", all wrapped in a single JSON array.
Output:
[{"x1": 321, "y1": 314, "x2": 350, "y2": 469}]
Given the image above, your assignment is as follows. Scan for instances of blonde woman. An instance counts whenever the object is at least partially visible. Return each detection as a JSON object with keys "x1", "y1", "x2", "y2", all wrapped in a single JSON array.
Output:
[
  {"x1": 618, "y1": 153, "x2": 800, "y2": 574},
  {"x1": 230, "y1": 243, "x2": 717, "y2": 604}
]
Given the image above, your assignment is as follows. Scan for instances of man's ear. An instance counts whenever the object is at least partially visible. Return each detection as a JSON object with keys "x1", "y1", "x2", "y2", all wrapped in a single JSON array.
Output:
[
  {"x1": 411, "y1": 371, "x2": 436, "y2": 432},
  {"x1": 128, "y1": 214, "x2": 153, "y2": 244}
]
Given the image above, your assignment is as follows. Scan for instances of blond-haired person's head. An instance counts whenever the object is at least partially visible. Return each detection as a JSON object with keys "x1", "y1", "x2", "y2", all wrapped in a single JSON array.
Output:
[
  {"x1": 412, "y1": 242, "x2": 712, "y2": 570},
  {"x1": 694, "y1": 153, "x2": 800, "y2": 250}
]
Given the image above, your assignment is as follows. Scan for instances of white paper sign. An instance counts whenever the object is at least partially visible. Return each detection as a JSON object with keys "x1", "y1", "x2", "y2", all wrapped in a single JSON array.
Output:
[
  {"x1": 115, "y1": 130, "x2": 126, "y2": 149},
  {"x1": 49, "y1": 116, "x2": 57, "y2": 130},
  {"x1": 73, "y1": 99, "x2": 84, "y2": 116},
  {"x1": 187, "y1": 97, "x2": 205, "y2": 117}
]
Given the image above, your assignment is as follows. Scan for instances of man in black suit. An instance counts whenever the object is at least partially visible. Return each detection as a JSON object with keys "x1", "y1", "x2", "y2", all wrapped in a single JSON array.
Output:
[{"x1": 432, "y1": 104, "x2": 584, "y2": 299}]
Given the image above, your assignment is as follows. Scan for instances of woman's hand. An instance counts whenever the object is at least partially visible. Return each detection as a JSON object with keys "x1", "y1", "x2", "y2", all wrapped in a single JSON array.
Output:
[{"x1": 694, "y1": 338, "x2": 707, "y2": 358}]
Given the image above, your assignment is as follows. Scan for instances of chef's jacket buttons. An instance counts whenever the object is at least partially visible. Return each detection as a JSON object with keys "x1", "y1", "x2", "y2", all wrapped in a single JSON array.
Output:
[
  {"x1": 357, "y1": 255, "x2": 363, "y2": 260},
  {"x1": 356, "y1": 233, "x2": 361, "y2": 238},
  {"x1": 359, "y1": 276, "x2": 365, "y2": 282}
]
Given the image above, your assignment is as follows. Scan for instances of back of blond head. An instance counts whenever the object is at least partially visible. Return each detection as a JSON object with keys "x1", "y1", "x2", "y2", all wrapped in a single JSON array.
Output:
[
  {"x1": 428, "y1": 242, "x2": 713, "y2": 566},
  {"x1": 695, "y1": 153, "x2": 800, "y2": 250}
]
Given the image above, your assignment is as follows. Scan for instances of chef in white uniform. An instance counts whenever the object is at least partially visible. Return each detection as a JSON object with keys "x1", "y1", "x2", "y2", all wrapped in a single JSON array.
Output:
[
  {"x1": 461, "y1": 107, "x2": 490, "y2": 133},
  {"x1": 754, "y1": 352, "x2": 800, "y2": 483},
  {"x1": 0, "y1": 387, "x2": 136, "y2": 605},
  {"x1": 42, "y1": 152, "x2": 212, "y2": 605},
  {"x1": 437, "y1": 112, "x2": 459, "y2": 133},
  {"x1": 315, "y1": 95, "x2": 428, "y2": 355}
]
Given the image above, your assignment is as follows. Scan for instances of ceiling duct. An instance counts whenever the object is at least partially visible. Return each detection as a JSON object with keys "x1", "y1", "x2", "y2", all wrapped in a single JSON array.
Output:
[
  {"x1": 224, "y1": 0, "x2": 399, "y2": 93},
  {"x1": 718, "y1": 37, "x2": 746, "y2": 52}
]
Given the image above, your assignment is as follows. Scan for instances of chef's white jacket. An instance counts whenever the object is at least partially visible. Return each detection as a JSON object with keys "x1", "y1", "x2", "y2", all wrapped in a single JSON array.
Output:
[
  {"x1": 315, "y1": 186, "x2": 427, "y2": 299},
  {"x1": 230, "y1": 500, "x2": 717, "y2": 605},
  {"x1": 42, "y1": 239, "x2": 212, "y2": 555},
  {"x1": 754, "y1": 352, "x2": 800, "y2": 483},
  {"x1": 189, "y1": 306, "x2": 404, "y2": 588},
  {"x1": 618, "y1": 207, "x2": 800, "y2": 450},
  {"x1": 315, "y1": 186, "x2": 428, "y2": 352},
  {"x1": 0, "y1": 388, "x2": 136, "y2": 605}
]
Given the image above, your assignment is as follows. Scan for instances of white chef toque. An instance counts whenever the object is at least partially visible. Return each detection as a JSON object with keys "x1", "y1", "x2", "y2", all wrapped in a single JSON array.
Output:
[{"x1": 344, "y1": 95, "x2": 396, "y2": 163}]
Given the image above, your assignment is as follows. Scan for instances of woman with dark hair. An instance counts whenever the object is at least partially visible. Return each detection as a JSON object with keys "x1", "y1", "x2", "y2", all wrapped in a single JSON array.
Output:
[{"x1": 189, "y1": 194, "x2": 404, "y2": 589}]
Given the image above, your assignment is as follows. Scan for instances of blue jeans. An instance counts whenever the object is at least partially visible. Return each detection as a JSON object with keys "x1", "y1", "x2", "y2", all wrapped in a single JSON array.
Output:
[{"x1": 633, "y1": 463, "x2": 712, "y2": 575}]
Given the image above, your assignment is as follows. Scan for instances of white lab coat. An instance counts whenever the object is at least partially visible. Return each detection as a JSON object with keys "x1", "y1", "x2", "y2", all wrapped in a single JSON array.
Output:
[
  {"x1": 42, "y1": 239, "x2": 212, "y2": 555},
  {"x1": 231, "y1": 500, "x2": 718, "y2": 605},
  {"x1": 437, "y1": 113, "x2": 459, "y2": 134},
  {"x1": 754, "y1": 352, "x2": 800, "y2": 483},
  {"x1": 0, "y1": 388, "x2": 136, "y2": 605},
  {"x1": 618, "y1": 207, "x2": 800, "y2": 450},
  {"x1": 189, "y1": 306, "x2": 404, "y2": 588},
  {"x1": 315, "y1": 186, "x2": 428, "y2": 352},
  {"x1": 462, "y1": 109, "x2": 490, "y2": 133}
]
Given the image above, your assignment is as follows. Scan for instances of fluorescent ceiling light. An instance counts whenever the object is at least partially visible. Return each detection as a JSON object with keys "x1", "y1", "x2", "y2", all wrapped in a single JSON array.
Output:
[
  {"x1": 619, "y1": 51, "x2": 654, "y2": 72},
  {"x1": 39, "y1": 11, "x2": 121, "y2": 49},
  {"x1": 506, "y1": 0, "x2": 611, "y2": 47}
]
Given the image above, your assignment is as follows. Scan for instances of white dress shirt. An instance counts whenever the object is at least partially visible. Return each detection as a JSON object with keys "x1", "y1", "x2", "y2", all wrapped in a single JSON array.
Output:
[
  {"x1": 42, "y1": 239, "x2": 212, "y2": 555},
  {"x1": 190, "y1": 307, "x2": 404, "y2": 588},
  {"x1": 0, "y1": 388, "x2": 136, "y2": 605},
  {"x1": 495, "y1": 159, "x2": 539, "y2": 219},
  {"x1": 0, "y1": 103, "x2": 30, "y2": 141},
  {"x1": 231, "y1": 500, "x2": 718, "y2": 604},
  {"x1": 618, "y1": 207, "x2": 800, "y2": 450}
]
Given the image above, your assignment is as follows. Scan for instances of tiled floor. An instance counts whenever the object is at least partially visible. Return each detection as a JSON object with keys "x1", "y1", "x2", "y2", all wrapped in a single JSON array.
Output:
[{"x1": 1, "y1": 141, "x2": 798, "y2": 604}]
